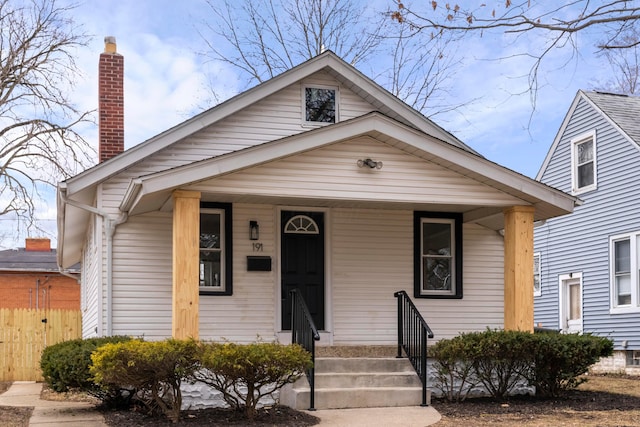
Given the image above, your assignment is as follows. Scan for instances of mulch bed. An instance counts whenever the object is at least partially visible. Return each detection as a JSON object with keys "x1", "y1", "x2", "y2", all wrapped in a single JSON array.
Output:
[{"x1": 101, "y1": 405, "x2": 320, "y2": 426}]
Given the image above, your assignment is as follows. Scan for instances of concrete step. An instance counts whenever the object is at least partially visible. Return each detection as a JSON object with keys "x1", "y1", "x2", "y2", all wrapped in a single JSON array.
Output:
[
  {"x1": 280, "y1": 357, "x2": 429, "y2": 410},
  {"x1": 284, "y1": 386, "x2": 427, "y2": 410},
  {"x1": 314, "y1": 371, "x2": 423, "y2": 388},
  {"x1": 314, "y1": 357, "x2": 417, "y2": 373}
]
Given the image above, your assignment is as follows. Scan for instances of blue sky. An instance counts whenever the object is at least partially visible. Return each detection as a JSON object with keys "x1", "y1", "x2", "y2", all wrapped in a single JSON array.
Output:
[{"x1": 0, "y1": 0, "x2": 616, "y2": 249}]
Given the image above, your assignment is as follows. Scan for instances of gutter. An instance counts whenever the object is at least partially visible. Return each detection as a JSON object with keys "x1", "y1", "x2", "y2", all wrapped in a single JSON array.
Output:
[{"x1": 58, "y1": 183, "x2": 128, "y2": 336}]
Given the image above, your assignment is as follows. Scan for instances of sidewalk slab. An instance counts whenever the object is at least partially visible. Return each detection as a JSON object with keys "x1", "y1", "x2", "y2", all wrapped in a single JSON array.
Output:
[{"x1": 309, "y1": 405, "x2": 441, "y2": 426}]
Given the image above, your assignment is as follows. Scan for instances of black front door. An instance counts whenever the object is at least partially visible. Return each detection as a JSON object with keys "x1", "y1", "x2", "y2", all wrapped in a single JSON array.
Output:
[{"x1": 281, "y1": 211, "x2": 325, "y2": 330}]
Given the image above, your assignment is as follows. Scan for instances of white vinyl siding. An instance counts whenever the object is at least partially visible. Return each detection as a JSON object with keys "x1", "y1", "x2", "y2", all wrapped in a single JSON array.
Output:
[
  {"x1": 199, "y1": 204, "x2": 277, "y2": 342},
  {"x1": 188, "y1": 138, "x2": 524, "y2": 207},
  {"x1": 332, "y1": 209, "x2": 503, "y2": 344},
  {"x1": 81, "y1": 214, "x2": 101, "y2": 338},
  {"x1": 111, "y1": 212, "x2": 173, "y2": 339}
]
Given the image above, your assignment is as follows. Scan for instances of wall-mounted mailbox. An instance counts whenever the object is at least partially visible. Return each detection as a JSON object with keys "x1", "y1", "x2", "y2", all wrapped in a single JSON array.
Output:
[{"x1": 247, "y1": 256, "x2": 272, "y2": 271}]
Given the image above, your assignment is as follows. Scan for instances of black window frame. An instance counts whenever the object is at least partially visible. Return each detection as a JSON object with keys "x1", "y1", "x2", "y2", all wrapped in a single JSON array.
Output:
[
  {"x1": 413, "y1": 211, "x2": 463, "y2": 299},
  {"x1": 199, "y1": 202, "x2": 233, "y2": 296}
]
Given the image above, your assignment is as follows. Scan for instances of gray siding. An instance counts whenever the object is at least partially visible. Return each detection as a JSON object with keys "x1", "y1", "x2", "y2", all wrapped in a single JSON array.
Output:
[{"x1": 535, "y1": 95, "x2": 640, "y2": 349}]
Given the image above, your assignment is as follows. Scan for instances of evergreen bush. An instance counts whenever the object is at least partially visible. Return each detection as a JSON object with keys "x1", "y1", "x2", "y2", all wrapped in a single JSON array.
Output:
[
  {"x1": 195, "y1": 341, "x2": 312, "y2": 420},
  {"x1": 40, "y1": 335, "x2": 132, "y2": 403},
  {"x1": 90, "y1": 338, "x2": 200, "y2": 422}
]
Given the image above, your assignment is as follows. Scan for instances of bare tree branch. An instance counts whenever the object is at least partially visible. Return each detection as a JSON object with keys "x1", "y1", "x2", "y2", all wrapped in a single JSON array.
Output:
[
  {"x1": 197, "y1": 0, "x2": 472, "y2": 118},
  {"x1": 0, "y1": 0, "x2": 94, "y2": 243}
]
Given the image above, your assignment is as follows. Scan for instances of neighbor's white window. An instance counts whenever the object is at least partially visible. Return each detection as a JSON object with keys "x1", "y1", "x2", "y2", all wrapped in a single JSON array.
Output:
[
  {"x1": 610, "y1": 232, "x2": 640, "y2": 312},
  {"x1": 534, "y1": 253, "x2": 541, "y2": 296},
  {"x1": 571, "y1": 130, "x2": 597, "y2": 194},
  {"x1": 303, "y1": 85, "x2": 337, "y2": 124}
]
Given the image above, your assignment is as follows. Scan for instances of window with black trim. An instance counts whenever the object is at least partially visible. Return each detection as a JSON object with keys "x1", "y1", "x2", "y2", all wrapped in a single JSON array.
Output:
[
  {"x1": 414, "y1": 212, "x2": 462, "y2": 298},
  {"x1": 304, "y1": 86, "x2": 336, "y2": 123},
  {"x1": 200, "y1": 202, "x2": 232, "y2": 295}
]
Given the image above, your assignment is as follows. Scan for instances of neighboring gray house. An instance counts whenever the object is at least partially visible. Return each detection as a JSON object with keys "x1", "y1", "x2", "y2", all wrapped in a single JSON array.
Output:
[{"x1": 535, "y1": 90, "x2": 640, "y2": 373}]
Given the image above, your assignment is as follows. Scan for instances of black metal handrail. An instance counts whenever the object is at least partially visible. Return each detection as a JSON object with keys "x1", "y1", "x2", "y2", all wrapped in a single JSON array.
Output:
[
  {"x1": 394, "y1": 290, "x2": 434, "y2": 406},
  {"x1": 290, "y1": 289, "x2": 321, "y2": 411}
]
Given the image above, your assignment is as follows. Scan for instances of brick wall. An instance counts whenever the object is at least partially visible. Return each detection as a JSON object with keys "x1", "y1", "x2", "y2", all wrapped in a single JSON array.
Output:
[
  {"x1": 0, "y1": 273, "x2": 80, "y2": 310},
  {"x1": 98, "y1": 37, "x2": 124, "y2": 163}
]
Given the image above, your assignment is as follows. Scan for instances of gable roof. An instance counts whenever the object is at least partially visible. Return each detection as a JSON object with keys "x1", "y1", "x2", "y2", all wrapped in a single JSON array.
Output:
[
  {"x1": 63, "y1": 50, "x2": 477, "y2": 199},
  {"x1": 536, "y1": 90, "x2": 640, "y2": 180},
  {"x1": 58, "y1": 51, "x2": 579, "y2": 268}
]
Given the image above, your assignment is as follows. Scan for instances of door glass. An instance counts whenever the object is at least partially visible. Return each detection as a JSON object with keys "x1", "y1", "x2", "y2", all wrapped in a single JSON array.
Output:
[{"x1": 568, "y1": 283, "x2": 581, "y2": 321}]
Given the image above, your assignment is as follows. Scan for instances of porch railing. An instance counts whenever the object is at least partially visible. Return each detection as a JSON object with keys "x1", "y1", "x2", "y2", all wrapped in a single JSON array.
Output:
[
  {"x1": 394, "y1": 290, "x2": 434, "y2": 406},
  {"x1": 290, "y1": 289, "x2": 320, "y2": 411}
]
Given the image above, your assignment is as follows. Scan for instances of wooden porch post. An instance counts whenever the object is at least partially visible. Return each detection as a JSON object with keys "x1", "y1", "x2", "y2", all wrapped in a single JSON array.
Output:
[
  {"x1": 503, "y1": 205, "x2": 535, "y2": 332},
  {"x1": 172, "y1": 190, "x2": 201, "y2": 339}
]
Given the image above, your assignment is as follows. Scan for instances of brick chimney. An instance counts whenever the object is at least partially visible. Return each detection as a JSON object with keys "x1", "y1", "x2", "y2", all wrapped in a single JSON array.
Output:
[
  {"x1": 98, "y1": 36, "x2": 124, "y2": 163},
  {"x1": 25, "y1": 238, "x2": 51, "y2": 252}
]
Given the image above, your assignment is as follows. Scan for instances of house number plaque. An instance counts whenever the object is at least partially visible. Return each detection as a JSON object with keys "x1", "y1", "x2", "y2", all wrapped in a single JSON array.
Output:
[{"x1": 252, "y1": 242, "x2": 263, "y2": 252}]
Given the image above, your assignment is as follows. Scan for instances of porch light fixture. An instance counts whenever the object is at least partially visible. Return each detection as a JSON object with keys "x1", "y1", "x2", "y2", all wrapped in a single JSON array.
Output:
[
  {"x1": 249, "y1": 220, "x2": 259, "y2": 240},
  {"x1": 357, "y1": 158, "x2": 383, "y2": 169}
]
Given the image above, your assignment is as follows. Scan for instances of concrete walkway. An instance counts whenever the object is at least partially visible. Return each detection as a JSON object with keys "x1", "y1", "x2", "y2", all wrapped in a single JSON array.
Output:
[
  {"x1": 0, "y1": 382, "x2": 441, "y2": 426},
  {"x1": 0, "y1": 381, "x2": 108, "y2": 426}
]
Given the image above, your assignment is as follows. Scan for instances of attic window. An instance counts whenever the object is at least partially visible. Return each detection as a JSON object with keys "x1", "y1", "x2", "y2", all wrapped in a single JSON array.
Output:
[{"x1": 304, "y1": 86, "x2": 337, "y2": 124}]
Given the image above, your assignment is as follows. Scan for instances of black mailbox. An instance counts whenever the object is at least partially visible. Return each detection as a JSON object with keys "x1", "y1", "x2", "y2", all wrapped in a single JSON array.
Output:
[{"x1": 247, "y1": 256, "x2": 272, "y2": 271}]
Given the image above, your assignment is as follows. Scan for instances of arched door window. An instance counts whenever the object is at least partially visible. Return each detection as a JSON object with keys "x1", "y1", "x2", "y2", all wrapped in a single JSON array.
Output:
[{"x1": 284, "y1": 215, "x2": 319, "y2": 234}]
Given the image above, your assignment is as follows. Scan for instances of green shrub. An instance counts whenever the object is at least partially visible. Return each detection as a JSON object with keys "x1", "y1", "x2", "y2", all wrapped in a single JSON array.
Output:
[
  {"x1": 40, "y1": 336, "x2": 132, "y2": 402},
  {"x1": 464, "y1": 329, "x2": 533, "y2": 399},
  {"x1": 522, "y1": 331, "x2": 613, "y2": 397},
  {"x1": 195, "y1": 341, "x2": 312, "y2": 420},
  {"x1": 430, "y1": 336, "x2": 479, "y2": 402},
  {"x1": 430, "y1": 329, "x2": 614, "y2": 401},
  {"x1": 90, "y1": 338, "x2": 200, "y2": 423}
]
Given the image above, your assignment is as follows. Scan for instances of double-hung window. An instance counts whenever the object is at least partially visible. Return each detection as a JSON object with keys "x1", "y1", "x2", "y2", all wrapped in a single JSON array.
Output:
[
  {"x1": 571, "y1": 131, "x2": 597, "y2": 194},
  {"x1": 199, "y1": 203, "x2": 232, "y2": 295},
  {"x1": 533, "y1": 253, "x2": 541, "y2": 296},
  {"x1": 610, "y1": 232, "x2": 640, "y2": 312},
  {"x1": 303, "y1": 85, "x2": 337, "y2": 124},
  {"x1": 414, "y1": 212, "x2": 462, "y2": 298}
]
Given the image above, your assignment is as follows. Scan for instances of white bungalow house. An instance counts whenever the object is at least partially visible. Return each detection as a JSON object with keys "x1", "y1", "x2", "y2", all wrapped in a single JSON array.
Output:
[{"x1": 57, "y1": 38, "x2": 577, "y2": 408}]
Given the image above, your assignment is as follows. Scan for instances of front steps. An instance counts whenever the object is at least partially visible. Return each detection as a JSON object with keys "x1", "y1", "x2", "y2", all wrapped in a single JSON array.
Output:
[{"x1": 280, "y1": 357, "x2": 429, "y2": 410}]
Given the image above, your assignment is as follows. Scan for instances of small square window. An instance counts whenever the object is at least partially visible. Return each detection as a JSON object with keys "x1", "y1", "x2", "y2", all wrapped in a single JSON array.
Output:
[{"x1": 304, "y1": 86, "x2": 336, "y2": 123}]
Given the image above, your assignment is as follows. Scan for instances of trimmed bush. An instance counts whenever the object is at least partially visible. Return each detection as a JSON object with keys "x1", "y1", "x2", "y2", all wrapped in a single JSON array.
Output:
[
  {"x1": 90, "y1": 338, "x2": 200, "y2": 423},
  {"x1": 430, "y1": 329, "x2": 613, "y2": 401},
  {"x1": 195, "y1": 341, "x2": 312, "y2": 420},
  {"x1": 40, "y1": 336, "x2": 132, "y2": 401},
  {"x1": 430, "y1": 335, "x2": 479, "y2": 402},
  {"x1": 522, "y1": 331, "x2": 613, "y2": 397}
]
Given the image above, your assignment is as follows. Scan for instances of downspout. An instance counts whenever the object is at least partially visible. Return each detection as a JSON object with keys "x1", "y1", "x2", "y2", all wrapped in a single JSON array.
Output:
[{"x1": 58, "y1": 185, "x2": 128, "y2": 336}]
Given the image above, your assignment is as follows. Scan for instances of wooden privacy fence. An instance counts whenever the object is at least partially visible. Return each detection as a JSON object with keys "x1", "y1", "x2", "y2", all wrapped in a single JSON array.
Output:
[{"x1": 0, "y1": 308, "x2": 81, "y2": 381}]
